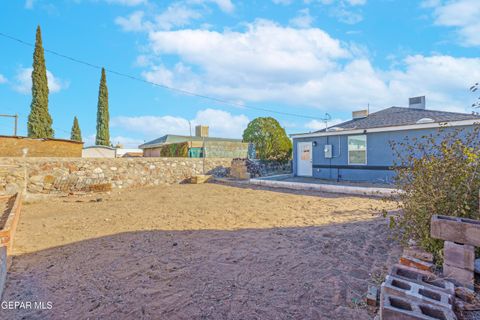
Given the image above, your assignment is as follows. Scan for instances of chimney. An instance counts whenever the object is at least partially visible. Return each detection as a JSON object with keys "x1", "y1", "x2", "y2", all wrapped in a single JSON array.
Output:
[
  {"x1": 352, "y1": 109, "x2": 369, "y2": 120},
  {"x1": 409, "y1": 96, "x2": 426, "y2": 109},
  {"x1": 195, "y1": 125, "x2": 209, "y2": 137}
]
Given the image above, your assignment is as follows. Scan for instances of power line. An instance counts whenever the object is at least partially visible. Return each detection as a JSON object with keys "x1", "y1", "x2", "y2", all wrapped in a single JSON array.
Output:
[
  {"x1": 0, "y1": 31, "x2": 329, "y2": 121},
  {"x1": 1, "y1": 106, "x2": 71, "y2": 135}
]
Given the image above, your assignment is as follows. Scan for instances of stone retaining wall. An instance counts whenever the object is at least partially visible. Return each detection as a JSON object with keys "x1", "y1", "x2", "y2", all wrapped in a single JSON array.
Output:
[{"x1": 0, "y1": 157, "x2": 232, "y2": 195}]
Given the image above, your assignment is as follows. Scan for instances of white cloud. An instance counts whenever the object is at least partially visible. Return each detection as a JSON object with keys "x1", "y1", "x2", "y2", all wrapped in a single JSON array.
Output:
[
  {"x1": 104, "y1": 0, "x2": 147, "y2": 6},
  {"x1": 115, "y1": 4, "x2": 202, "y2": 32},
  {"x1": 115, "y1": 11, "x2": 147, "y2": 31},
  {"x1": 112, "y1": 108, "x2": 249, "y2": 139},
  {"x1": 308, "y1": 0, "x2": 365, "y2": 24},
  {"x1": 314, "y1": 0, "x2": 366, "y2": 5},
  {"x1": 138, "y1": 20, "x2": 480, "y2": 113},
  {"x1": 189, "y1": 0, "x2": 235, "y2": 13},
  {"x1": 272, "y1": 0, "x2": 293, "y2": 5},
  {"x1": 420, "y1": 0, "x2": 441, "y2": 8},
  {"x1": 13, "y1": 67, "x2": 69, "y2": 94},
  {"x1": 427, "y1": 0, "x2": 480, "y2": 46},
  {"x1": 110, "y1": 136, "x2": 145, "y2": 148},
  {"x1": 330, "y1": 7, "x2": 363, "y2": 24},
  {"x1": 24, "y1": 0, "x2": 35, "y2": 9},
  {"x1": 345, "y1": 0, "x2": 366, "y2": 5},
  {"x1": 83, "y1": 134, "x2": 145, "y2": 148},
  {"x1": 0, "y1": 74, "x2": 7, "y2": 84},
  {"x1": 289, "y1": 9, "x2": 314, "y2": 28},
  {"x1": 154, "y1": 4, "x2": 202, "y2": 30},
  {"x1": 305, "y1": 118, "x2": 346, "y2": 131},
  {"x1": 115, "y1": 0, "x2": 234, "y2": 33}
]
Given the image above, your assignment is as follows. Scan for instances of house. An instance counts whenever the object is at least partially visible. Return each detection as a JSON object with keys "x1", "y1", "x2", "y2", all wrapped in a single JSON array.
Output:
[
  {"x1": 139, "y1": 125, "x2": 249, "y2": 158},
  {"x1": 291, "y1": 96, "x2": 480, "y2": 183},
  {"x1": 115, "y1": 148, "x2": 143, "y2": 158},
  {"x1": 82, "y1": 146, "x2": 117, "y2": 158}
]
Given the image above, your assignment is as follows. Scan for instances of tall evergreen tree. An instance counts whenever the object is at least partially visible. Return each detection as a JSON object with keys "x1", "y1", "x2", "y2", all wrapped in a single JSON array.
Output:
[
  {"x1": 95, "y1": 68, "x2": 110, "y2": 146},
  {"x1": 70, "y1": 116, "x2": 82, "y2": 142},
  {"x1": 28, "y1": 25, "x2": 54, "y2": 138}
]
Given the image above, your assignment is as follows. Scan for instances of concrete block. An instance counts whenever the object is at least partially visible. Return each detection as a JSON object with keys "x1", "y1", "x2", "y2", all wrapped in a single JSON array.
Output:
[
  {"x1": 443, "y1": 263, "x2": 474, "y2": 290},
  {"x1": 390, "y1": 264, "x2": 454, "y2": 295},
  {"x1": 400, "y1": 255, "x2": 434, "y2": 272},
  {"x1": 431, "y1": 215, "x2": 480, "y2": 247},
  {"x1": 381, "y1": 293, "x2": 457, "y2": 320},
  {"x1": 381, "y1": 276, "x2": 453, "y2": 309},
  {"x1": 443, "y1": 241, "x2": 475, "y2": 272},
  {"x1": 403, "y1": 246, "x2": 434, "y2": 263}
]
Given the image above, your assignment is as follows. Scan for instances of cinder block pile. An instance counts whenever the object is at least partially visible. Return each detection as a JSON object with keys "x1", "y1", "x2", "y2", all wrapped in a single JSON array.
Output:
[
  {"x1": 379, "y1": 246, "x2": 458, "y2": 320},
  {"x1": 431, "y1": 215, "x2": 480, "y2": 290},
  {"x1": 377, "y1": 214, "x2": 480, "y2": 319}
]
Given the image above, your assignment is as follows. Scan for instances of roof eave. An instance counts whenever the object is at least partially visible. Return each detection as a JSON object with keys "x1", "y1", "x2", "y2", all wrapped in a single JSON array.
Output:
[{"x1": 291, "y1": 119, "x2": 480, "y2": 139}]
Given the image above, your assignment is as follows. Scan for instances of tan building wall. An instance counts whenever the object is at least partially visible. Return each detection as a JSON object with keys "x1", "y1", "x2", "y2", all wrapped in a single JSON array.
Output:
[
  {"x1": 143, "y1": 148, "x2": 161, "y2": 157},
  {"x1": 82, "y1": 147, "x2": 116, "y2": 158},
  {"x1": 142, "y1": 141, "x2": 248, "y2": 158},
  {"x1": 0, "y1": 136, "x2": 83, "y2": 157}
]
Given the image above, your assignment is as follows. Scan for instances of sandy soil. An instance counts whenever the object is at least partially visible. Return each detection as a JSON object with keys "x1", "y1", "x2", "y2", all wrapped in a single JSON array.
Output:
[{"x1": 0, "y1": 182, "x2": 401, "y2": 320}]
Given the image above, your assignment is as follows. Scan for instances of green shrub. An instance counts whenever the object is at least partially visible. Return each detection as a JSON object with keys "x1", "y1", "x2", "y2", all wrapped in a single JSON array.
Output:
[
  {"x1": 387, "y1": 125, "x2": 480, "y2": 263},
  {"x1": 242, "y1": 117, "x2": 292, "y2": 161}
]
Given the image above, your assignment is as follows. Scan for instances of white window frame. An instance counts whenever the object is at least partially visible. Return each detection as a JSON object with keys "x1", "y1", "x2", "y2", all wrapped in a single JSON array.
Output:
[{"x1": 348, "y1": 135, "x2": 367, "y2": 165}]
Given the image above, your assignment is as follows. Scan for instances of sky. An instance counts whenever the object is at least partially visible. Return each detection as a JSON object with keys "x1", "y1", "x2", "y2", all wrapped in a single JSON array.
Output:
[{"x1": 0, "y1": 0, "x2": 479, "y2": 147}]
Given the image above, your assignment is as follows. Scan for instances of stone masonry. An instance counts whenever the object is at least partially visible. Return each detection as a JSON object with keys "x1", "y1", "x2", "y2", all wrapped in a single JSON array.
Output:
[{"x1": 0, "y1": 157, "x2": 232, "y2": 195}]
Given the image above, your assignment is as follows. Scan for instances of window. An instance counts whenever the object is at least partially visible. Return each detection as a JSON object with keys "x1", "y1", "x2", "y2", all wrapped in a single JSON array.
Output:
[{"x1": 348, "y1": 135, "x2": 367, "y2": 165}]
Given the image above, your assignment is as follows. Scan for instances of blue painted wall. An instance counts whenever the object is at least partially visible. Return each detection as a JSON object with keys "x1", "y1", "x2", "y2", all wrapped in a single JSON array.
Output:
[{"x1": 292, "y1": 125, "x2": 475, "y2": 183}]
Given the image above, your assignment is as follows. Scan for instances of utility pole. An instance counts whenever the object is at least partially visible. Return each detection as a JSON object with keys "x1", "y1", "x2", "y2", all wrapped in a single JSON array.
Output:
[{"x1": 0, "y1": 114, "x2": 18, "y2": 136}]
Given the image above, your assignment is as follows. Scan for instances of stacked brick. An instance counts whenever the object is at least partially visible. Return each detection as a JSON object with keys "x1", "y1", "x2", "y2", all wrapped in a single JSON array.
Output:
[
  {"x1": 431, "y1": 215, "x2": 479, "y2": 290},
  {"x1": 379, "y1": 246, "x2": 458, "y2": 319}
]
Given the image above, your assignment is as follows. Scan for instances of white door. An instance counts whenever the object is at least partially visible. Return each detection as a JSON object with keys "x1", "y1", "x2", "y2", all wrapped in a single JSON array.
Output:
[{"x1": 297, "y1": 142, "x2": 313, "y2": 176}]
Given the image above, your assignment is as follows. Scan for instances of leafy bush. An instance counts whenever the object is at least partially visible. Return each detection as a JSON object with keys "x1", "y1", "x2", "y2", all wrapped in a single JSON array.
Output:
[
  {"x1": 160, "y1": 142, "x2": 189, "y2": 157},
  {"x1": 387, "y1": 125, "x2": 480, "y2": 262},
  {"x1": 242, "y1": 117, "x2": 292, "y2": 161}
]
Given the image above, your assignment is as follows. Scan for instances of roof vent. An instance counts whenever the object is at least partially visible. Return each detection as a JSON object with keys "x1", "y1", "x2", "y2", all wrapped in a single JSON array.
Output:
[
  {"x1": 416, "y1": 117, "x2": 434, "y2": 124},
  {"x1": 409, "y1": 96, "x2": 426, "y2": 109},
  {"x1": 195, "y1": 125, "x2": 209, "y2": 137},
  {"x1": 326, "y1": 127, "x2": 344, "y2": 132},
  {"x1": 352, "y1": 109, "x2": 368, "y2": 120}
]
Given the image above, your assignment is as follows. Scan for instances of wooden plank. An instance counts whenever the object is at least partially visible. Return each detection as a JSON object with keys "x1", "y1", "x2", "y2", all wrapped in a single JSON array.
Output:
[{"x1": 0, "y1": 193, "x2": 23, "y2": 254}]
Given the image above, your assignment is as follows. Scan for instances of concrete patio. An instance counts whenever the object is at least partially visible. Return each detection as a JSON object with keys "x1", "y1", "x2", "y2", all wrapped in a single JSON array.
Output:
[{"x1": 249, "y1": 174, "x2": 400, "y2": 197}]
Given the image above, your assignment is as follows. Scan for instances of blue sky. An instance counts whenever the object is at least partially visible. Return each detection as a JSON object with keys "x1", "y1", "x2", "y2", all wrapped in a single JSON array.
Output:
[{"x1": 0, "y1": 0, "x2": 479, "y2": 147}]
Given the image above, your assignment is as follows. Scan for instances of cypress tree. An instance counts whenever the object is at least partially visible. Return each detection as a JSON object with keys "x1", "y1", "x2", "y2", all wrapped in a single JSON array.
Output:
[
  {"x1": 70, "y1": 116, "x2": 82, "y2": 142},
  {"x1": 95, "y1": 68, "x2": 110, "y2": 146},
  {"x1": 28, "y1": 25, "x2": 54, "y2": 138}
]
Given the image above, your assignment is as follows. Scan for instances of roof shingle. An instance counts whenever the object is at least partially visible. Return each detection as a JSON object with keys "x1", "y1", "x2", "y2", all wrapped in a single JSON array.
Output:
[{"x1": 318, "y1": 107, "x2": 480, "y2": 132}]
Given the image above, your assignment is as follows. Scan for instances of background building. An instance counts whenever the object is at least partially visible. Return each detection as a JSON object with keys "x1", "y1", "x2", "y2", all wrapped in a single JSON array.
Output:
[
  {"x1": 140, "y1": 125, "x2": 249, "y2": 158},
  {"x1": 291, "y1": 97, "x2": 480, "y2": 183}
]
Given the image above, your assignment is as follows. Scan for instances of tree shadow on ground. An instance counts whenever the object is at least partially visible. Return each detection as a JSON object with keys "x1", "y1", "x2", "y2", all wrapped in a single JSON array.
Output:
[{"x1": 1, "y1": 218, "x2": 401, "y2": 320}]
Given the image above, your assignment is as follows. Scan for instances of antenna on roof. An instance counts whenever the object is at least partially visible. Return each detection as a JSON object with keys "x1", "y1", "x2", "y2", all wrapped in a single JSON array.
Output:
[{"x1": 324, "y1": 113, "x2": 331, "y2": 130}]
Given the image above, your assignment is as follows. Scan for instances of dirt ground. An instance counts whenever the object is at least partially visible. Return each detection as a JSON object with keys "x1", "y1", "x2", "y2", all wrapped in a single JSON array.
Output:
[{"x1": 0, "y1": 182, "x2": 401, "y2": 320}]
